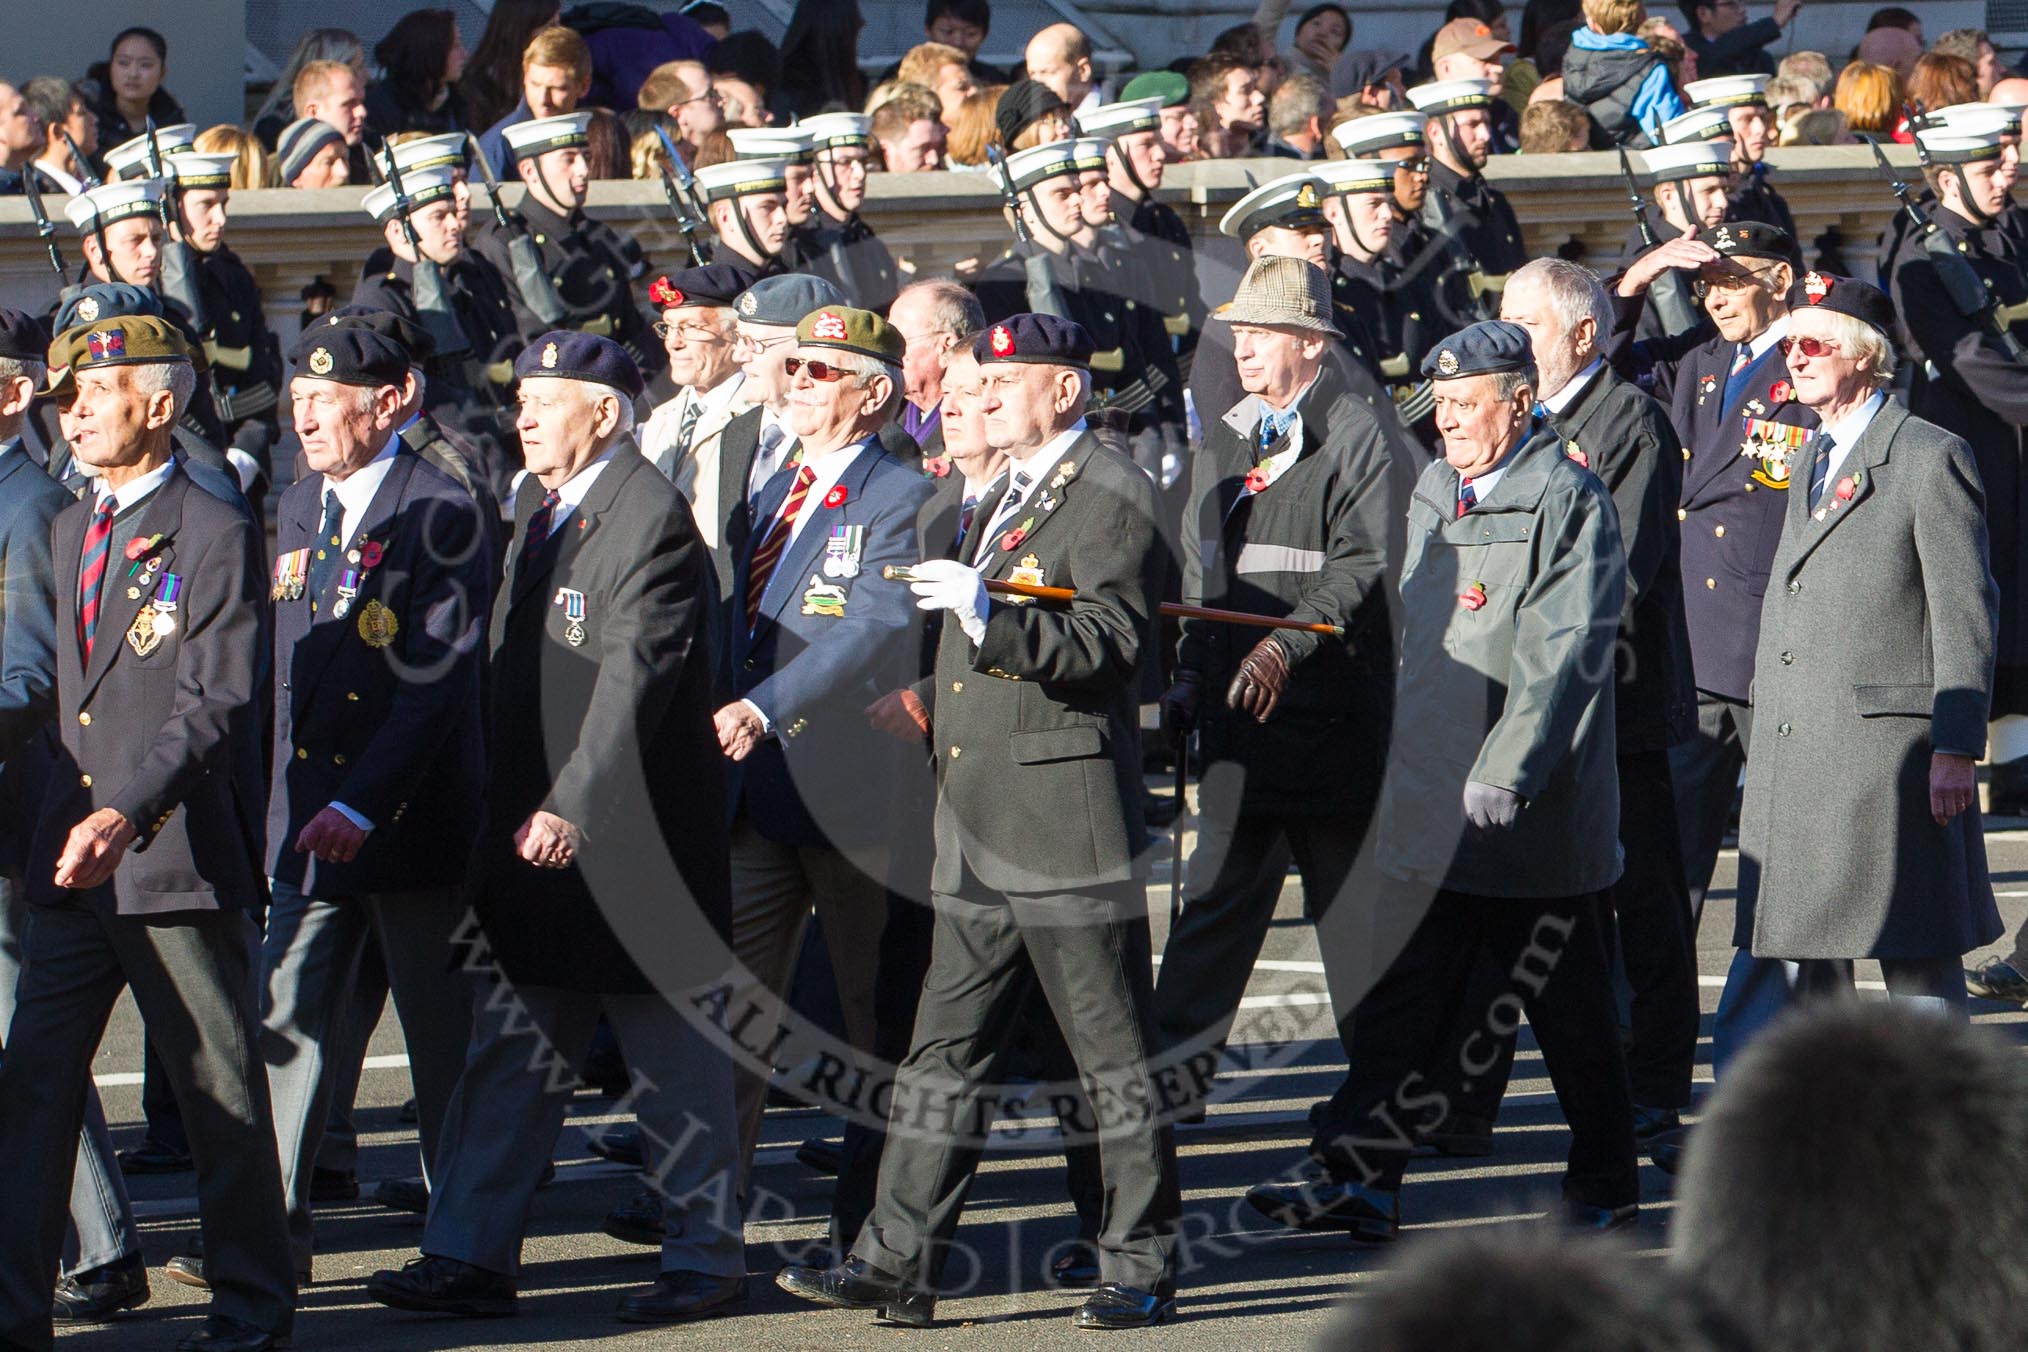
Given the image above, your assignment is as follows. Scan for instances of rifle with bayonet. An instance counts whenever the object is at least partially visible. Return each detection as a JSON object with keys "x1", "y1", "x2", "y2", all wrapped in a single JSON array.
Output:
[
  {"x1": 1618, "y1": 144, "x2": 1702, "y2": 338},
  {"x1": 20, "y1": 167, "x2": 65, "y2": 282},
  {"x1": 144, "y1": 117, "x2": 209, "y2": 335},
  {"x1": 381, "y1": 140, "x2": 472, "y2": 358},
  {"x1": 652, "y1": 126, "x2": 714, "y2": 265},
  {"x1": 460, "y1": 133, "x2": 568, "y2": 326},
  {"x1": 1868, "y1": 131, "x2": 2024, "y2": 358},
  {"x1": 986, "y1": 145, "x2": 1069, "y2": 318},
  {"x1": 62, "y1": 129, "x2": 101, "y2": 188}
]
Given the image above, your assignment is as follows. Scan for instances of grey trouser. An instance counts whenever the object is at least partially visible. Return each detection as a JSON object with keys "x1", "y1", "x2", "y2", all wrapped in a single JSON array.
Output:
[
  {"x1": 259, "y1": 879, "x2": 474, "y2": 1266},
  {"x1": 420, "y1": 980, "x2": 744, "y2": 1278},
  {"x1": 0, "y1": 876, "x2": 138, "y2": 1278},
  {"x1": 0, "y1": 897, "x2": 293, "y2": 1350}
]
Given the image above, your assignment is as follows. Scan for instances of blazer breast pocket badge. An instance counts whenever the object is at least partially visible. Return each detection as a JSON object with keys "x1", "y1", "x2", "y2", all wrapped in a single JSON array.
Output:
[
  {"x1": 801, "y1": 574, "x2": 848, "y2": 617},
  {"x1": 126, "y1": 573, "x2": 182, "y2": 657},
  {"x1": 555, "y1": 588, "x2": 589, "y2": 646}
]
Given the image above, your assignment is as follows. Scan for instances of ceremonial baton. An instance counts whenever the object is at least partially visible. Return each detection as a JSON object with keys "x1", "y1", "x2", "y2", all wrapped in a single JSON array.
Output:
[{"x1": 881, "y1": 567, "x2": 1345, "y2": 636}]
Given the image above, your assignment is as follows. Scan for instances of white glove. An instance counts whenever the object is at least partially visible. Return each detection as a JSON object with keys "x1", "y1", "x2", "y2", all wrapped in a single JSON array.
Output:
[
  {"x1": 908, "y1": 557, "x2": 990, "y2": 646},
  {"x1": 1160, "y1": 450, "x2": 1183, "y2": 490},
  {"x1": 1463, "y1": 781, "x2": 1525, "y2": 833}
]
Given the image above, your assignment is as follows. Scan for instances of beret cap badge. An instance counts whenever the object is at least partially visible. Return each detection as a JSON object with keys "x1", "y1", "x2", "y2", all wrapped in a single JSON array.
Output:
[
  {"x1": 739, "y1": 292, "x2": 758, "y2": 315},
  {"x1": 1436, "y1": 348, "x2": 1460, "y2": 376},
  {"x1": 308, "y1": 347, "x2": 334, "y2": 376},
  {"x1": 1803, "y1": 271, "x2": 1830, "y2": 304},
  {"x1": 1295, "y1": 181, "x2": 1319, "y2": 208},
  {"x1": 541, "y1": 341, "x2": 559, "y2": 368},
  {"x1": 990, "y1": 325, "x2": 1014, "y2": 356},
  {"x1": 77, "y1": 297, "x2": 100, "y2": 323},
  {"x1": 87, "y1": 329, "x2": 126, "y2": 362},
  {"x1": 811, "y1": 310, "x2": 848, "y2": 341}
]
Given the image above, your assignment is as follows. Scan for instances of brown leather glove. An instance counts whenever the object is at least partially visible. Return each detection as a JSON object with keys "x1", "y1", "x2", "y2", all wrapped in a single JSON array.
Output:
[{"x1": 1226, "y1": 635, "x2": 1291, "y2": 723}]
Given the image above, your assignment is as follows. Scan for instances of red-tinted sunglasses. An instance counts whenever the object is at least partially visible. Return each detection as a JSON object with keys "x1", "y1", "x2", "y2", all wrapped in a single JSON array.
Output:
[
  {"x1": 1778, "y1": 336, "x2": 1839, "y2": 359},
  {"x1": 784, "y1": 356, "x2": 850, "y2": 381}
]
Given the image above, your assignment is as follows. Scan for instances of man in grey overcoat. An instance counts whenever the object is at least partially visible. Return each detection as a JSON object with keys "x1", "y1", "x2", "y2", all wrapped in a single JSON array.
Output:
[{"x1": 1736, "y1": 273, "x2": 2001, "y2": 1023}]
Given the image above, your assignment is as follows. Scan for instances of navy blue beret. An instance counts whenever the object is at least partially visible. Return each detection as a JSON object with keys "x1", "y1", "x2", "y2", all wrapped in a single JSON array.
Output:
[
  {"x1": 1695, "y1": 220, "x2": 1796, "y2": 264},
  {"x1": 514, "y1": 330, "x2": 645, "y2": 401},
  {"x1": 973, "y1": 313, "x2": 1096, "y2": 369},
  {"x1": 0, "y1": 308, "x2": 49, "y2": 364},
  {"x1": 735, "y1": 272, "x2": 845, "y2": 328},
  {"x1": 649, "y1": 262, "x2": 752, "y2": 311},
  {"x1": 318, "y1": 304, "x2": 434, "y2": 365},
  {"x1": 1422, "y1": 319, "x2": 1535, "y2": 380},
  {"x1": 287, "y1": 324, "x2": 411, "y2": 388},
  {"x1": 1796, "y1": 270, "x2": 1896, "y2": 338},
  {"x1": 53, "y1": 283, "x2": 161, "y2": 339}
]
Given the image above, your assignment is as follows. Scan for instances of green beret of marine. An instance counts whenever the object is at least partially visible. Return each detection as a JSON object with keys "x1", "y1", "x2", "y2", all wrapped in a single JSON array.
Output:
[{"x1": 794, "y1": 305, "x2": 904, "y2": 364}]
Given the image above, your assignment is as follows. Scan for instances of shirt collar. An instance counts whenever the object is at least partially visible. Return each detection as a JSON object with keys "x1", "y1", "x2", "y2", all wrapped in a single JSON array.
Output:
[
  {"x1": 322, "y1": 437, "x2": 400, "y2": 519},
  {"x1": 1540, "y1": 359, "x2": 1603, "y2": 416},
  {"x1": 1744, "y1": 312, "x2": 1791, "y2": 364},
  {"x1": 96, "y1": 458, "x2": 176, "y2": 514},
  {"x1": 553, "y1": 446, "x2": 620, "y2": 512},
  {"x1": 1816, "y1": 389, "x2": 1886, "y2": 458},
  {"x1": 689, "y1": 367, "x2": 746, "y2": 417},
  {"x1": 1007, "y1": 421, "x2": 1089, "y2": 491}
]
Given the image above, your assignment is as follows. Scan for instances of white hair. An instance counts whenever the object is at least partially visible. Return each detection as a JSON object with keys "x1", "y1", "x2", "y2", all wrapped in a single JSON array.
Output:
[
  {"x1": 0, "y1": 355, "x2": 47, "y2": 390},
  {"x1": 1509, "y1": 257, "x2": 1612, "y2": 342},
  {"x1": 581, "y1": 380, "x2": 639, "y2": 438},
  {"x1": 825, "y1": 351, "x2": 903, "y2": 420},
  {"x1": 128, "y1": 360, "x2": 197, "y2": 420},
  {"x1": 1807, "y1": 309, "x2": 1896, "y2": 388},
  {"x1": 1489, "y1": 367, "x2": 1538, "y2": 402}
]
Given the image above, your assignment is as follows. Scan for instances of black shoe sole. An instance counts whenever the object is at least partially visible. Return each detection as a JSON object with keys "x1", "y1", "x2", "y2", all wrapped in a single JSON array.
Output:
[
  {"x1": 365, "y1": 1285, "x2": 516, "y2": 1318},
  {"x1": 1244, "y1": 1192, "x2": 1398, "y2": 1243},
  {"x1": 774, "y1": 1273, "x2": 935, "y2": 1327},
  {"x1": 52, "y1": 1288, "x2": 149, "y2": 1324},
  {"x1": 614, "y1": 1296, "x2": 747, "y2": 1324},
  {"x1": 604, "y1": 1218, "x2": 664, "y2": 1247},
  {"x1": 1074, "y1": 1298, "x2": 1177, "y2": 1330}
]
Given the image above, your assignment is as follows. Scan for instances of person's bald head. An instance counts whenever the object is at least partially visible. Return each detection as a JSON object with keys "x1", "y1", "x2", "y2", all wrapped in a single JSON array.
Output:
[
  {"x1": 1856, "y1": 25, "x2": 1922, "y2": 80},
  {"x1": 1025, "y1": 23, "x2": 1094, "y2": 108},
  {"x1": 1992, "y1": 75, "x2": 2028, "y2": 107}
]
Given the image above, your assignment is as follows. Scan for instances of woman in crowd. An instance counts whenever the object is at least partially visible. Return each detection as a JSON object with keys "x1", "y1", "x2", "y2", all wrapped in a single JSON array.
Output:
[
  {"x1": 944, "y1": 84, "x2": 1005, "y2": 168},
  {"x1": 365, "y1": 9, "x2": 470, "y2": 139},
  {"x1": 460, "y1": 0, "x2": 561, "y2": 130},
  {"x1": 86, "y1": 27, "x2": 186, "y2": 155},
  {"x1": 1833, "y1": 58, "x2": 1901, "y2": 138},
  {"x1": 193, "y1": 124, "x2": 275, "y2": 189},
  {"x1": 781, "y1": 0, "x2": 870, "y2": 116}
]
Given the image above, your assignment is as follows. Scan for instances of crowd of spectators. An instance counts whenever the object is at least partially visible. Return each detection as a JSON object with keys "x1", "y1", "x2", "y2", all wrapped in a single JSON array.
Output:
[{"x1": 0, "y1": 1, "x2": 2021, "y2": 196}]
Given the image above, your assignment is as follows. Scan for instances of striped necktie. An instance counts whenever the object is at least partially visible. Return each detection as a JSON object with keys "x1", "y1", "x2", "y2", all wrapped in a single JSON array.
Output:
[
  {"x1": 1457, "y1": 478, "x2": 1477, "y2": 518},
  {"x1": 307, "y1": 490, "x2": 343, "y2": 605},
  {"x1": 974, "y1": 469, "x2": 1033, "y2": 564},
  {"x1": 514, "y1": 489, "x2": 562, "y2": 586},
  {"x1": 746, "y1": 462, "x2": 817, "y2": 629},
  {"x1": 667, "y1": 396, "x2": 705, "y2": 494},
  {"x1": 1722, "y1": 342, "x2": 1756, "y2": 410},
  {"x1": 76, "y1": 496, "x2": 116, "y2": 658}
]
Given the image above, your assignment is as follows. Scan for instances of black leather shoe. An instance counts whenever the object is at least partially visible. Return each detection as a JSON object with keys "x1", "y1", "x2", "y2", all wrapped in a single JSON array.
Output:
[
  {"x1": 615, "y1": 1270, "x2": 748, "y2": 1323},
  {"x1": 366, "y1": 1255, "x2": 516, "y2": 1317},
  {"x1": 117, "y1": 1138, "x2": 193, "y2": 1175},
  {"x1": 173, "y1": 1314, "x2": 288, "y2": 1351},
  {"x1": 165, "y1": 1254, "x2": 312, "y2": 1291},
  {"x1": 587, "y1": 1124, "x2": 643, "y2": 1168},
  {"x1": 52, "y1": 1253, "x2": 148, "y2": 1323},
  {"x1": 1633, "y1": 1104, "x2": 1686, "y2": 1175},
  {"x1": 1565, "y1": 1200, "x2": 1639, "y2": 1232},
  {"x1": 309, "y1": 1167, "x2": 358, "y2": 1202},
  {"x1": 1245, "y1": 1160, "x2": 1400, "y2": 1242},
  {"x1": 605, "y1": 1189, "x2": 665, "y2": 1246},
  {"x1": 795, "y1": 1137, "x2": 842, "y2": 1175},
  {"x1": 775, "y1": 1257, "x2": 935, "y2": 1327},
  {"x1": 372, "y1": 1177, "x2": 429, "y2": 1214},
  {"x1": 1423, "y1": 1111, "x2": 1496, "y2": 1158},
  {"x1": 1074, "y1": 1283, "x2": 1176, "y2": 1329},
  {"x1": 1048, "y1": 1245, "x2": 1100, "y2": 1289}
]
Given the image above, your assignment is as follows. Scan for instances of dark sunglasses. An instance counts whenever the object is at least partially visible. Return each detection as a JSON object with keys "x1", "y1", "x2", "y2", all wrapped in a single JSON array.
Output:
[
  {"x1": 1778, "y1": 335, "x2": 1839, "y2": 359},
  {"x1": 784, "y1": 356, "x2": 849, "y2": 381}
]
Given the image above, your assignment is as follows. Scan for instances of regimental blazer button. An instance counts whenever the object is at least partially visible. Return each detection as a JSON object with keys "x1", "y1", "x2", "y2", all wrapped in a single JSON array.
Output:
[
  {"x1": 949, "y1": 746, "x2": 962, "y2": 758},
  {"x1": 79, "y1": 773, "x2": 92, "y2": 788},
  {"x1": 78, "y1": 711, "x2": 91, "y2": 726}
]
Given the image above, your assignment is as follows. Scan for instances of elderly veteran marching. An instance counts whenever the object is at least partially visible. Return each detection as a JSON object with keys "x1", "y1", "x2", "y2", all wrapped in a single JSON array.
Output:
[
  {"x1": 1246, "y1": 319, "x2": 1639, "y2": 1243},
  {"x1": 1736, "y1": 274, "x2": 2001, "y2": 1023},
  {"x1": 777, "y1": 313, "x2": 1180, "y2": 1330},
  {"x1": 1157, "y1": 255, "x2": 1416, "y2": 1099},
  {"x1": 166, "y1": 323, "x2": 493, "y2": 1294},
  {"x1": 365, "y1": 333, "x2": 743, "y2": 1325},
  {"x1": 0, "y1": 313, "x2": 293, "y2": 1352}
]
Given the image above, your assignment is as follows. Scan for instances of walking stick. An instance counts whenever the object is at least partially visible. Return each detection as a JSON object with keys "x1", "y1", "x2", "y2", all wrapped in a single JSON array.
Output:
[
  {"x1": 881, "y1": 568, "x2": 1346, "y2": 636},
  {"x1": 1170, "y1": 730, "x2": 1188, "y2": 932}
]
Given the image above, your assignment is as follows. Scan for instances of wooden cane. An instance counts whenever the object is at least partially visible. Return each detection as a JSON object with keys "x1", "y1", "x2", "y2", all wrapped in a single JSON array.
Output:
[{"x1": 882, "y1": 567, "x2": 1346, "y2": 637}]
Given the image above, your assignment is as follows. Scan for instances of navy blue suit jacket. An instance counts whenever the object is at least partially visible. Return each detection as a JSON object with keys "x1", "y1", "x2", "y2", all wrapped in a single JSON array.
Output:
[
  {"x1": 267, "y1": 449, "x2": 490, "y2": 896},
  {"x1": 0, "y1": 443, "x2": 70, "y2": 875},
  {"x1": 725, "y1": 438, "x2": 932, "y2": 848}
]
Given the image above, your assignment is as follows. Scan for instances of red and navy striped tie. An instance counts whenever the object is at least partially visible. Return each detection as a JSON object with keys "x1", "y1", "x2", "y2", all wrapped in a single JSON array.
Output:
[{"x1": 77, "y1": 497, "x2": 115, "y2": 659}]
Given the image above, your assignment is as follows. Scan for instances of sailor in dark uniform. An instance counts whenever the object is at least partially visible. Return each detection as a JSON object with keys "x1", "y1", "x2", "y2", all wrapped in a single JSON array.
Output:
[
  {"x1": 790, "y1": 113, "x2": 902, "y2": 314},
  {"x1": 472, "y1": 112, "x2": 662, "y2": 380},
  {"x1": 1077, "y1": 97, "x2": 1204, "y2": 375},
  {"x1": 690, "y1": 155, "x2": 793, "y2": 287},
  {"x1": 1404, "y1": 79, "x2": 1527, "y2": 330},
  {"x1": 1316, "y1": 156, "x2": 1443, "y2": 445},
  {"x1": 353, "y1": 164, "x2": 525, "y2": 504},
  {"x1": 362, "y1": 133, "x2": 477, "y2": 280},
  {"x1": 1685, "y1": 75, "x2": 1798, "y2": 242},
  {"x1": 1623, "y1": 134, "x2": 1735, "y2": 347}
]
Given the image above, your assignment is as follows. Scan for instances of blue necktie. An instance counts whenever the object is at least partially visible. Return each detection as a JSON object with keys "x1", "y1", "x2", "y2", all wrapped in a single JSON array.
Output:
[
  {"x1": 1722, "y1": 343, "x2": 1756, "y2": 411},
  {"x1": 1807, "y1": 435, "x2": 1834, "y2": 510}
]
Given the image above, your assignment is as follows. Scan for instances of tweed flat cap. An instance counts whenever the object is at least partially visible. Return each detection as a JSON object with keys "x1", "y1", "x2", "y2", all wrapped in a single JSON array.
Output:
[
  {"x1": 795, "y1": 306, "x2": 903, "y2": 364},
  {"x1": 1423, "y1": 320, "x2": 1533, "y2": 380},
  {"x1": 1215, "y1": 256, "x2": 1341, "y2": 337},
  {"x1": 515, "y1": 331, "x2": 645, "y2": 400}
]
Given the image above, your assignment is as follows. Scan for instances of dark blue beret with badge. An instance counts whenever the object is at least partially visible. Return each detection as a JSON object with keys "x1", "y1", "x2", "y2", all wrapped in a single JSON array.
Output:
[
  {"x1": 318, "y1": 304, "x2": 434, "y2": 365},
  {"x1": 1422, "y1": 319, "x2": 1535, "y2": 380},
  {"x1": 1796, "y1": 270, "x2": 1896, "y2": 337},
  {"x1": 515, "y1": 330, "x2": 645, "y2": 401},
  {"x1": 288, "y1": 324, "x2": 410, "y2": 388},
  {"x1": 973, "y1": 312, "x2": 1096, "y2": 368},
  {"x1": 0, "y1": 308, "x2": 49, "y2": 363},
  {"x1": 736, "y1": 273, "x2": 846, "y2": 328},
  {"x1": 53, "y1": 282, "x2": 161, "y2": 339},
  {"x1": 649, "y1": 262, "x2": 752, "y2": 311},
  {"x1": 1696, "y1": 220, "x2": 1797, "y2": 264}
]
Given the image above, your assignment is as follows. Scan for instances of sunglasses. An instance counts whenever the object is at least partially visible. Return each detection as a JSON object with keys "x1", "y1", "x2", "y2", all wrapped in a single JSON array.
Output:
[
  {"x1": 784, "y1": 356, "x2": 850, "y2": 382},
  {"x1": 1778, "y1": 335, "x2": 1839, "y2": 359}
]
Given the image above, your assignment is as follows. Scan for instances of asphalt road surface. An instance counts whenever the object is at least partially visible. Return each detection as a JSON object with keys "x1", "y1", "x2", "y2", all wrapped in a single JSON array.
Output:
[{"x1": 54, "y1": 809, "x2": 2028, "y2": 1351}]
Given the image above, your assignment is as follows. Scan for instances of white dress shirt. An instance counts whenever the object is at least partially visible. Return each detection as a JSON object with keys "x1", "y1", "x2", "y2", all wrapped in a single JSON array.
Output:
[
  {"x1": 323, "y1": 439, "x2": 401, "y2": 547},
  {"x1": 1540, "y1": 359, "x2": 1603, "y2": 417},
  {"x1": 96, "y1": 459, "x2": 176, "y2": 514},
  {"x1": 542, "y1": 448, "x2": 618, "y2": 538},
  {"x1": 1812, "y1": 389, "x2": 1886, "y2": 492},
  {"x1": 971, "y1": 421, "x2": 1086, "y2": 564}
]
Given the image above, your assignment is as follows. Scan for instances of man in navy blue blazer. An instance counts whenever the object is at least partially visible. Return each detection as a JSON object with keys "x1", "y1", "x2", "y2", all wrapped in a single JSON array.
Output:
[
  {"x1": 164, "y1": 324, "x2": 491, "y2": 1292},
  {"x1": 716, "y1": 303, "x2": 933, "y2": 1181}
]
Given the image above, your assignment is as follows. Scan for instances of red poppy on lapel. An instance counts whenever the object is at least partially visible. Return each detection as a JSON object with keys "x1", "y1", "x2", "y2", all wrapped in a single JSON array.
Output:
[
  {"x1": 923, "y1": 456, "x2": 951, "y2": 478},
  {"x1": 358, "y1": 540, "x2": 384, "y2": 569},
  {"x1": 1835, "y1": 474, "x2": 1858, "y2": 502},
  {"x1": 823, "y1": 485, "x2": 849, "y2": 509},
  {"x1": 1244, "y1": 466, "x2": 1269, "y2": 493},
  {"x1": 1000, "y1": 526, "x2": 1027, "y2": 551},
  {"x1": 125, "y1": 533, "x2": 164, "y2": 562},
  {"x1": 1770, "y1": 379, "x2": 1793, "y2": 403}
]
